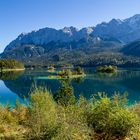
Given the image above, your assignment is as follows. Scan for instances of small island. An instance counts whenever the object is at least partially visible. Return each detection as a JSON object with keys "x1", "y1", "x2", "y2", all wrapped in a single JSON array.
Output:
[
  {"x1": 47, "y1": 66, "x2": 55, "y2": 73},
  {"x1": 47, "y1": 66, "x2": 86, "y2": 79},
  {"x1": 0, "y1": 59, "x2": 25, "y2": 72},
  {"x1": 96, "y1": 65, "x2": 117, "y2": 73}
]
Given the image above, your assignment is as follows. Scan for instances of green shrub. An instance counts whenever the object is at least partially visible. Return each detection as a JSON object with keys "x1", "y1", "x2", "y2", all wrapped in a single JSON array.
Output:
[
  {"x1": 86, "y1": 93, "x2": 139, "y2": 139},
  {"x1": 73, "y1": 66, "x2": 84, "y2": 75},
  {"x1": 129, "y1": 103, "x2": 140, "y2": 139},
  {"x1": 0, "y1": 106, "x2": 17, "y2": 125},
  {"x1": 26, "y1": 89, "x2": 59, "y2": 140},
  {"x1": 130, "y1": 103, "x2": 140, "y2": 118},
  {"x1": 26, "y1": 88, "x2": 90, "y2": 140},
  {"x1": 0, "y1": 105, "x2": 27, "y2": 139},
  {"x1": 53, "y1": 95, "x2": 91, "y2": 140},
  {"x1": 96, "y1": 65, "x2": 117, "y2": 73},
  {"x1": 0, "y1": 89, "x2": 140, "y2": 140},
  {"x1": 58, "y1": 69, "x2": 72, "y2": 77},
  {"x1": 53, "y1": 105, "x2": 91, "y2": 140},
  {"x1": 54, "y1": 80, "x2": 75, "y2": 106}
]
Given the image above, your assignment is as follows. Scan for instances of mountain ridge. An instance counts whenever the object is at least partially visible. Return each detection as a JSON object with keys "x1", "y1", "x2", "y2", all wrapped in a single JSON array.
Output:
[{"x1": 2, "y1": 14, "x2": 140, "y2": 66}]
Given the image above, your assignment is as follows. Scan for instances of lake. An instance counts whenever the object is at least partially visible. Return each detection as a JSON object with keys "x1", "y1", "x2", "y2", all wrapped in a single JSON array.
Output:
[{"x1": 0, "y1": 68, "x2": 140, "y2": 106}]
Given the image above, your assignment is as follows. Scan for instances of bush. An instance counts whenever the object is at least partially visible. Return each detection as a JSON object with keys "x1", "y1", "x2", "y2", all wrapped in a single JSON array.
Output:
[
  {"x1": 73, "y1": 66, "x2": 84, "y2": 75},
  {"x1": 54, "y1": 80, "x2": 75, "y2": 106},
  {"x1": 96, "y1": 65, "x2": 117, "y2": 73},
  {"x1": 86, "y1": 93, "x2": 139, "y2": 139},
  {"x1": 0, "y1": 89, "x2": 140, "y2": 140},
  {"x1": 58, "y1": 69, "x2": 72, "y2": 77},
  {"x1": 26, "y1": 89, "x2": 59, "y2": 139},
  {"x1": 130, "y1": 103, "x2": 140, "y2": 117},
  {"x1": 53, "y1": 105, "x2": 91, "y2": 140},
  {"x1": 129, "y1": 103, "x2": 140, "y2": 139},
  {"x1": 0, "y1": 105, "x2": 27, "y2": 139},
  {"x1": 26, "y1": 88, "x2": 90, "y2": 140}
]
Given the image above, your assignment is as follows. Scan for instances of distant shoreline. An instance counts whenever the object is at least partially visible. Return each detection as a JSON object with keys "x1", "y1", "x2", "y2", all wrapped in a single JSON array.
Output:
[{"x1": 1, "y1": 68, "x2": 25, "y2": 72}]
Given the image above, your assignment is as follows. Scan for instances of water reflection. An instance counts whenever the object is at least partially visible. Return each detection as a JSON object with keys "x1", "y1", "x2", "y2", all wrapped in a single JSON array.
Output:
[
  {"x1": 1, "y1": 68, "x2": 140, "y2": 105},
  {"x1": 0, "y1": 71, "x2": 24, "y2": 80}
]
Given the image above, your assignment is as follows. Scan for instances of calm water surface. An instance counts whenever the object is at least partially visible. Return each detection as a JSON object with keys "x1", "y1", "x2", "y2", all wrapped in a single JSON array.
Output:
[{"x1": 0, "y1": 68, "x2": 140, "y2": 106}]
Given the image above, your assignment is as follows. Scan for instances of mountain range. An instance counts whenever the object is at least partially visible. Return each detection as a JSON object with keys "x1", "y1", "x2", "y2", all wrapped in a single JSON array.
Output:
[{"x1": 2, "y1": 14, "x2": 140, "y2": 66}]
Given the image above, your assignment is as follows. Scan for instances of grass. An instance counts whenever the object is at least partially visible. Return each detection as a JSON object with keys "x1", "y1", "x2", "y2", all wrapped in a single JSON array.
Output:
[{"x1": 0, "y1": 87, "x2": 140, "y2": 140}]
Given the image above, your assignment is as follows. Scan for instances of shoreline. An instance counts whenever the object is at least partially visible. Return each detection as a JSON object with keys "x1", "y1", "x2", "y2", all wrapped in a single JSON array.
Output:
[{"x1": 1, "y1": 68, "x2": 25, "y2": 72}]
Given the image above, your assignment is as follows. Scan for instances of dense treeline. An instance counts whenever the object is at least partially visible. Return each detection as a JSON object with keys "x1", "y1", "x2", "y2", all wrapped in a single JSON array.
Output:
[
  {"x1": 0, "y1": 59, "x2": 24, "y2": 70},
  {"x1": 96, "y1": 65, "x2": 117, "y2": 73},
  {"x1": 0, "y1": 81, "x2": 140, "y2": 140},
  {"x1": 22, "y1": 51, "x2": 140, "y2": 68}
]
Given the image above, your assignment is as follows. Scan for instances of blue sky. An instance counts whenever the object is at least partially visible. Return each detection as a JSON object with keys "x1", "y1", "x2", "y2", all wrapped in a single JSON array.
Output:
[{"x1": 1, "y1": 0, "x2": 140, "y2": 53}]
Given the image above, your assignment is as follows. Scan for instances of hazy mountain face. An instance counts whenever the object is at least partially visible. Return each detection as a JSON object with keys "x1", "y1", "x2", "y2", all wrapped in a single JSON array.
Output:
[
  {"x1": 4, "y1": 26, "x2": 94, "y2": 52},
  {"x1": 121, "y1": 40, "x2": 140, "y2": 56},
  {"x1": 2, "y1": 14, "x2": 140, "y2": 66},
  {"x1": 93, "y1": 14, "x2": 140, "y2": 43}
]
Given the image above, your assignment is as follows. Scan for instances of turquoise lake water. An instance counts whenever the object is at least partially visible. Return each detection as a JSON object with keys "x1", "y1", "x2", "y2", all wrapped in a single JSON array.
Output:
[{"x1": 0, "y1": 68, "x2": 140, "y2": 106}]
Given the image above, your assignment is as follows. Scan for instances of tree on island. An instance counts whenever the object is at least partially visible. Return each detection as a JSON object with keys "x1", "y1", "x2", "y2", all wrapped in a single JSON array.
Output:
[
  {"x1": 96, "y1": 65, "x2": 117, "y2": 73},
  {"x1": 73, "y1": 66, "x2": 84, "y2": 75}
]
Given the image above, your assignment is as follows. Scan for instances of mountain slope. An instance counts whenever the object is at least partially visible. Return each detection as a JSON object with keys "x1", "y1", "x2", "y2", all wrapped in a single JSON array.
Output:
[
  {"x1": 92, "y1": 14, "x2": 140, "y2": 43},
  {"x1": 2, "y1": 36, "x2": 122, "y2": 65},
  {"x1": 4, "y1": 14, "x2": 140, "y2": 52},
  {"x1": 4, "y1": 26, "x2": 93, "y2": 52},
  {"x1": 121, "y1": 40, "x2": 140, "y2": 57},
  {"x1": 2, "y1": 14, "x2": 140, "y2": 66}
]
